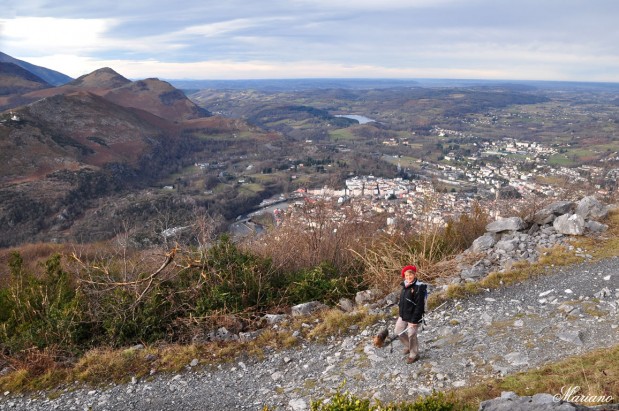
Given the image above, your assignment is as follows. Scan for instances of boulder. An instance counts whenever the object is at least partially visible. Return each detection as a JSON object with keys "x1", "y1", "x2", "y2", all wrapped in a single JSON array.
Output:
[
  {"x1": 486, "y1": 217, "x2": 526, "y2": 233},
  {"x1": 338, "y1": 298, "x2": 355, "y2": 312},
  {"x1": 575, "y1": 196, "x2": 608, "y2": 220},
  {"x1": 553, "y1": 214, "x2": 585, "y2": 235},
  {"x1": 585, "y1": 220, "x2": 608, "y2": 233},
  {"x1": 472, "y1": 233, "x2": 498, "y2": 252},
  {"x1": 495, "y1": 238, "x2": 519, "y2": 253},
  {"x1": 355, "y1": 289, "x2": 383, "y2": 306},
  {"x1": 528, "y1": 201, "x2": 575, "y2": 225},
  {"x1": 479, "y1": 391, "x2": 594, "y2": 410},
  {"x1": 545, "y1": 200, "x2": 576, "y2": 216},
  {"x1": 291, "y1": 301, "x2": 328, "y2": 317},
  {"x1": 382, "y1": 291, "x2": 400, "y2": 306}
]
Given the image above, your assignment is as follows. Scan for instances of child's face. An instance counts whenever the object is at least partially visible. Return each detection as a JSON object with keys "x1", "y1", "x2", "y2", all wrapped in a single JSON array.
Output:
[{"x1": 404, "y1": 270, "x2": 416, "y2": 282}]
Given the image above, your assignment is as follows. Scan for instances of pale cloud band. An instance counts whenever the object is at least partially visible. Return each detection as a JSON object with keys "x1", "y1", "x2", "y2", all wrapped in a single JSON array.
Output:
[{"x1": 2, "y1": 0, "x2": 618, "y2": 82}]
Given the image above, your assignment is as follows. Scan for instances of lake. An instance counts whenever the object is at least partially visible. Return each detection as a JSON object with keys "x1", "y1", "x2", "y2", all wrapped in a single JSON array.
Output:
[{"x1": 335, "y1": 114, "x2": 375, "y2": 124}]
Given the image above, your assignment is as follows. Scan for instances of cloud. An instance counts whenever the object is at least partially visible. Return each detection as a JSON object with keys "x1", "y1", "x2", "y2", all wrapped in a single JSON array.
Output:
[
  {"x1": 3, "y1": 0, "x2": 619, "y2": 82},
  {"x1": 0, "y1": 17, "x2": 115, "y2": 55}
]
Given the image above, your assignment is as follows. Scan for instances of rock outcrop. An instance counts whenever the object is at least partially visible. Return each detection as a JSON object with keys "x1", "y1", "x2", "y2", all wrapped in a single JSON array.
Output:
[
  {"x1": 479, "y1": 391, "x2": 618, "y2": 411},
  {"x1": 458, "y1": 196, "x2": 609, "y2": 282}
]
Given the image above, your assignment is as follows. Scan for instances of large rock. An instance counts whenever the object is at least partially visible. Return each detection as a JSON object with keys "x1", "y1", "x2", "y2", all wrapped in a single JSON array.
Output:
[
  {"x1": 495, "y1": 238, "x2": 519, "y2": 253},
  {"x1": 338, "y1": 298, "x2": 355, "y2": 312},
  {"x1": 355, "y1": 289, "x2": 383, "y2": 306},
  {"x1": 479, "y1": 391, "x2": 600, "y2": 410},
  {"x1": 553, "y1": 214, "x2": 585, "y2": 235},
  {"x1": 472, "y1": 233, "x2": 498, "y2": 252},
  {"x1": 291, "y1": 301, "x2": 328, "y2": 317},
  {"x1": 529, "y1": 200, "x2": 575, "y2": 225},
  {"x1": 585, "y1": 220, "x2": 608, "y2": 233},
  {"x1": 575, "y1": 196, "x2": 608, "y2": 220},
  {"x1": 486, "y1": 217, "x2": 526, "y2": 233}
]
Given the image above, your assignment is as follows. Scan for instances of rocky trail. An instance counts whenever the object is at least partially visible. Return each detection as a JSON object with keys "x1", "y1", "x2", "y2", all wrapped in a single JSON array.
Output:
[{"x1": 2, "y1": 255, "x2": 618, "y2": 411}]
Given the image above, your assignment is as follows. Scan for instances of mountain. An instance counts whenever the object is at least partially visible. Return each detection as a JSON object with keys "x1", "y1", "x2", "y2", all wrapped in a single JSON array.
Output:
[
  {"x1": 103, "y1": 78, "x2": 211, "y2": 121},
  {"x1": 0, "y1": 62, "x2": 51, "y2": 95},
  {"x1": 0, "y1": 51, "x2": 73, "y2": 86},
  {"x1": 0, "y1": 90, "x2": 193, "y2": 246},
  {"x1": 0, "y1": 61, "x2": 235, "y2": 247},
  {"x1": 69, "y1": 67, "x2": 132, "y2": 89},
  {"x1": 15, "y1": 67, "x2": 211, "y2": 122}
]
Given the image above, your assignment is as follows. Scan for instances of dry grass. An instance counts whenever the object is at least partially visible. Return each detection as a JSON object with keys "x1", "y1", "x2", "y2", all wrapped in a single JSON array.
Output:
[
  {"x1": 0, "y1": 307, "x2": 381, "y2": 393},
  {"x1": 73, "y1": 347, "x2": 151, "y2": 384},
  {"x1": 452, "y1": 344, "x2": 619, "y2": 407},
  {"x1": 0, "y1": 342, "x2": 234, "y2": 392},
  {"x1": 307, "y1": 308, "x2": 382, "y2": 342}
]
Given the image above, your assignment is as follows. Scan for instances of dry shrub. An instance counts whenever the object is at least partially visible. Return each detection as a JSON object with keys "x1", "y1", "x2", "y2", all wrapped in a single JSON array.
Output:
[
  {"x1": 355, "y1": 229, "x2": 457, "y2": 294},
  {"x1": 358, "y1": 205, "x2": 489, "y2": 294},
  {"x1": 0, "y1": 346, "x2": 62, "y2": 378},
  {"x1": 0, "y1": 243, "x2": 66, "y2": 284},
  {"x1": 243, "y1": 199, "x2": 382, "y2": 274}
]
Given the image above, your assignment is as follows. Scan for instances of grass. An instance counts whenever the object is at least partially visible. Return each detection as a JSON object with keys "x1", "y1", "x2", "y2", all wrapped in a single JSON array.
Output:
[
  {"x1": 451, "y1": 344, "x2": 619, "y2": 407},
  {"x1": 238, "y1": 183, "x2": 265, "y2": 194},
  {"x1": 307, "y1": 308, "x2": 383, "y2": 342},
  {"x1": 328, "y1": 128, "x2": 356, "y2": 141},
  {"x1": 0, "y1": 308, "x2": 381, "y2": 393}
]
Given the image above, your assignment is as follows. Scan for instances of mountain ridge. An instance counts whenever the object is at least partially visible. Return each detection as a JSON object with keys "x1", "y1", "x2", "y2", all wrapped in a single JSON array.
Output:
[
  {"x1": 0, "y1": 59, "x2": 219, "y2": 247},
  {"x1": 0, "y1": 51, "x2": 73, "y2": 86}
]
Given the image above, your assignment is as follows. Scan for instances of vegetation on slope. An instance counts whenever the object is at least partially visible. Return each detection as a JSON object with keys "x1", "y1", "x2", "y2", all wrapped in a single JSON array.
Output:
[{"x1": 0, "y1": 200, "x2": 617, "y2": 408}]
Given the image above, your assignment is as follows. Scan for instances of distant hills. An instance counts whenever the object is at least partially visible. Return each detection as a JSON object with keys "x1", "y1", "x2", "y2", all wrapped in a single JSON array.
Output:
[
  {"x1": 0, "y1": 51, "x2": 73, "y2": 86},
  {"x1": 0, "y1": 62, "x2": 51, "y2": 95}
]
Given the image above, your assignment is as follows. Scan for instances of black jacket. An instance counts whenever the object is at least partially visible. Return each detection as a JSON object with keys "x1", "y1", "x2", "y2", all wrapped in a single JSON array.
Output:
[{"x1": 398, "y1": 279, "x2": 425, "y2": 324}]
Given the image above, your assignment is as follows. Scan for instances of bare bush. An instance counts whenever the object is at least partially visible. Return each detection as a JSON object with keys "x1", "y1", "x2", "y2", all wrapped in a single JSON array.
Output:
[
  {"x1": 242, "y1": 199, "x2": 382, "y2": 274},
  {"x1": 356, "y1": 203, "x2": 490, "y2": 293}
]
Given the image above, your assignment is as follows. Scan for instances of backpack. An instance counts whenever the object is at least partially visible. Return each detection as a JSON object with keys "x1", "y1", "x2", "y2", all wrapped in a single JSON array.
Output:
[{"x1": 418, "y1": 282, "x2": 429, "y2": 325}]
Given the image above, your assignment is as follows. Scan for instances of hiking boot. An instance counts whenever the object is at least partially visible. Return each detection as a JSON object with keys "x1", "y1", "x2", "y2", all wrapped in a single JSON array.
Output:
[
  {"x1": 406, "y1": 355, "x2": 420, "y2": 364},
  {"x1": 402, "y1": 349, "x2": 410, "y2": 355}
]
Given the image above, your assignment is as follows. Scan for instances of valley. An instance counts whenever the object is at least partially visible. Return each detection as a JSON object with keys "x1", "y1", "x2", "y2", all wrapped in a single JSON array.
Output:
[{"x1": 2, "y1": 63, "x2": 619, "y2": 248}]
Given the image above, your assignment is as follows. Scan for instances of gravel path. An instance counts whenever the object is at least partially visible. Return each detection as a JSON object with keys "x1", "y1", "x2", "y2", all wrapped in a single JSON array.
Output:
[{"x1": 2, "y1": 257, "x2": 618, "y2": 411}]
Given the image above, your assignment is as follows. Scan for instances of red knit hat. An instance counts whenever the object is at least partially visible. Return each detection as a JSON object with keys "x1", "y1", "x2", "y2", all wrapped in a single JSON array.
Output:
[{"x1": 401, "y1": 265, "x2": 417, "y2": 278}]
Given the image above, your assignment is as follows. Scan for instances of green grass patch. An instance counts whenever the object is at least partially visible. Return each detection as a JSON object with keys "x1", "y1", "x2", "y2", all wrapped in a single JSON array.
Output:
[
  {"x1": 547, "y1": 154, "x2": 575, "y2": 166},
  {"x1": 308, "y1": 390, "x2": 466, "y2": 411},
  {"x1": 239, "y1": 183, "x2": 265, "y2": 194},
  {"x1": 328, "y1": 128, "x2": 357, "y2": 141}
]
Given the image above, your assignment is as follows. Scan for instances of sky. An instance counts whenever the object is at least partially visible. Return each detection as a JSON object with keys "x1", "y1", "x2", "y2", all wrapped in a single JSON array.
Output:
[{"x1": 1, "y1": 0, "x2": 619, "y2": 82}]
